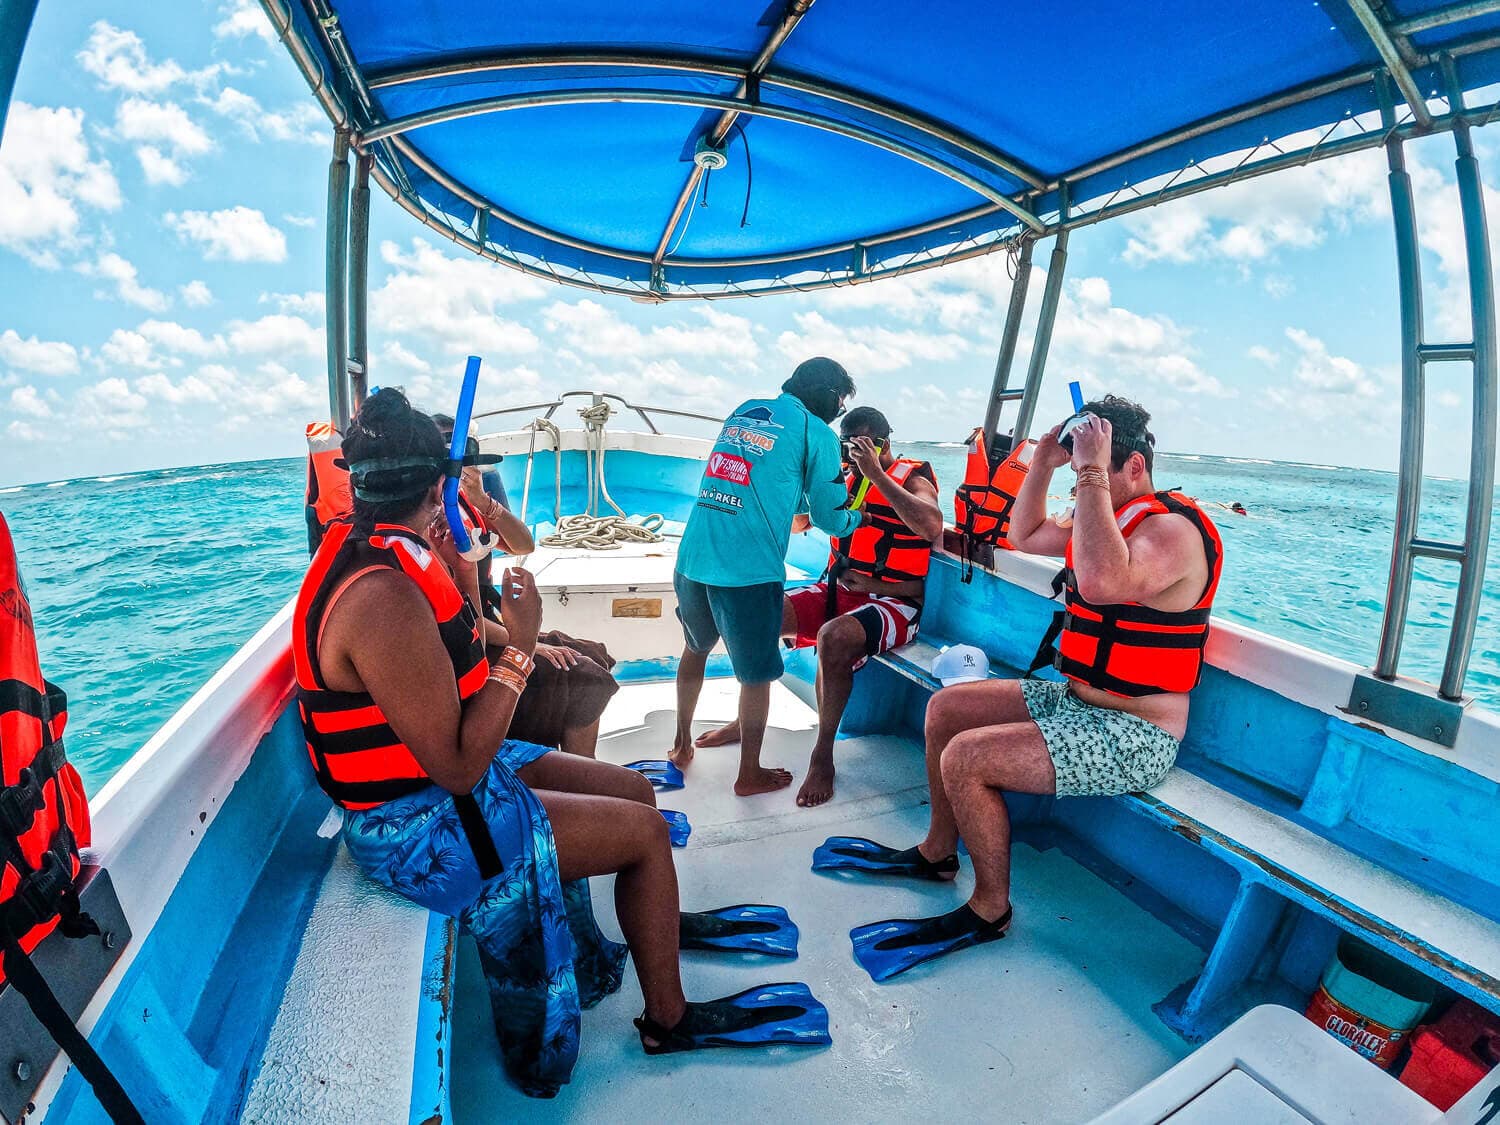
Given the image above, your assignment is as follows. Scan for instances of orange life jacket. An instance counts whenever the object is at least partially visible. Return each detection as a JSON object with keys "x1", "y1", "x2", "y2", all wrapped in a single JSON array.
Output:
[
  {"x1": 304, "y1": 421, "x2": 354, "y2": 549},
  {"x1": 293, "y1": 521, "x2": 489, "y2": 810},
  {"x1": 953, "y1": 430, "x2": 1037, "y2": 574},
  {"x1": 1, "y1": 514, "x2": 92, "y2": 982},
  {"x1": 829, "y1": 459, "x2": 936, "y2": 584},
  {"x1": 1042, "y1": 491, "x2": 1224, "y2": 698}
]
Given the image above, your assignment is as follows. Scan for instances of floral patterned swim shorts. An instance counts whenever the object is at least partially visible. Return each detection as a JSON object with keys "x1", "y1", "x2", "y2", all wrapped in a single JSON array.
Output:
[{"x1": 1020, "y1": 678, "x2": 1180, "y2": 797}]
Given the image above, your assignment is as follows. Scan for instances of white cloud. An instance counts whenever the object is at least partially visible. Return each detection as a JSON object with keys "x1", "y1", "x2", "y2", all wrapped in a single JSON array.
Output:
[
  {"x1": 135, "y1": 146, "x2": 187, "y2": 186},
  {"x1": 114, "y1": 98, "x2": 212, "y2": 156},
  {"x1": 259, "y1": 290, "x2": 324, "y2": 317},
  {"x1": 204, "y1": 87, "x2": 324, "y2": 146},
  {"x1": 213, "y1": 0, "x2": 276, "y2": 44},
  {"x1": 777, "y1": 310, "x2": 967, "y2": 374},
  {"x1": 75, "y1": 376, "x2": 149, "y2": 433},
  {"x1": 1247, "y1": 345, "x2": 1279, "y2": 367},
  {"x1": 135, "y1": 372, "x2": 218, "y2": 405},
  {"x1": 379, "y1": 341, "x2": 432, "y2": 374},
  {"x1": 9, "y1": 385, "x2": 53, "y2": 419},
  {"x1": 0, "y1": 329, "x2": 80, "y2": 376},
  {"x1": 179, "y1": 280, "x2": 213, "y2": 307},
  {"x1": 227, "y1": 314, "x2": 322, "y2": 356},
  {"x1": 1284, "y1": 327, "x2": 1380, "y2": 397},
  {"x1": 1121, "y1": 149, "x2": 1389, "y2": 265},
  {"x1": 7, "y1": 420, "x2": 43, "y2": 442},
  {"x1": 165, "y1": 206, "x2": 287, "y2": 262},
  {"x1": 0, "y1": 103, "x2": 121, "y2": 264},
  {"x1": 542, "y1": 300, "x2": 760, "y2": 370},
  {"x1": 370, "y1": 239, "x2": 544, "y2": 357},
  {"x1": 283, "y1": 213, "x2": 317, "y2": 228},
  {"x1": 78, "y1": 22, "x2": 193, "y2": 95},
  {"x1": 86, "y1": 252, "x2": 170, "y2": 312},
  {"x1": 99, "y1": 320, "x2": 226, "y2": 369}
]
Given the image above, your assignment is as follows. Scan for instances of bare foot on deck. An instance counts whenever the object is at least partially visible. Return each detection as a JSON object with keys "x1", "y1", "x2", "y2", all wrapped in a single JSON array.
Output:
[
  {"x1": 694, "y1": 720, "x2": 741, "y2": 748},
  {"x1": 667, "y1": 739, "x2": 694, "y2": 768},
  {"x1": 734, "y1": 766, "x2": 793, "y2": 796},
  {"x1": 796, "y1": 755, "x2": 835, "y2": 807}
]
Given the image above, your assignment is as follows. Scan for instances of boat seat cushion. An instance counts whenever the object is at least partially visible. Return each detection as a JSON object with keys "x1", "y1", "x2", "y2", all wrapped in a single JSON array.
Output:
[{"x1": 240, "y1": 843, "x2": 454, "y2": 1124}]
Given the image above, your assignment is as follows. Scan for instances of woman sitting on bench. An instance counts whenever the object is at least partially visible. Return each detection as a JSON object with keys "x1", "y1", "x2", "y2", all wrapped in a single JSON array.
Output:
[{"x1": 292, "y1": 389, "x2": 819, "y2": 1096}]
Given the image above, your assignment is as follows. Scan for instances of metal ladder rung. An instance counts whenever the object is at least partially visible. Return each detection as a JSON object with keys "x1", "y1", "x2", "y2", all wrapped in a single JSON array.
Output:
[
  {"x1": 1409, "y1": 537, "x2": 1468, "y2": 563},
  {"x1": 993, "y1": 389, "x2": 1025, "y2": 403},
  {"x1": 1417, "y1": 342, "x2": 1475, "y2": 363}
]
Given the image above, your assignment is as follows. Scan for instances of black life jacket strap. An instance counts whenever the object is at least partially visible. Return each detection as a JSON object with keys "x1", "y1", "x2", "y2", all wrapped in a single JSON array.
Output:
[
  {"x1": 453, "y1": 794, "x2": 504, "y2": 882},
  {"x1": 0, "y1": 738, "x2": 68, "y2": 839},
  {"x1": 0, "y1": 918, "x2": 145, "y2": 1125},
  {"x1": 1027, "y1": 568, "x2": 1070, "y2": 676}
]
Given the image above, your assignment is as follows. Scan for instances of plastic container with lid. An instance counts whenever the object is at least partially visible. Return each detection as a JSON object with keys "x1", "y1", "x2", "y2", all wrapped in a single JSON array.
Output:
[{"x1": 1305, "y1": 935, "x2": 1436, "y2": 1069}]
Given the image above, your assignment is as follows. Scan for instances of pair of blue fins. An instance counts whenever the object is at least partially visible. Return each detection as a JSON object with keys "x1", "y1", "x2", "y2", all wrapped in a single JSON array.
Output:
[
  {"x1": 624, "y1": 760, "x2": 693, "y2": 847},
  {"x1": 624, "y1": 759, "x2": 831, "y2": 1054},
  {"x1": 813, "y1": 836, "x2": 1013, "y2": 983}
]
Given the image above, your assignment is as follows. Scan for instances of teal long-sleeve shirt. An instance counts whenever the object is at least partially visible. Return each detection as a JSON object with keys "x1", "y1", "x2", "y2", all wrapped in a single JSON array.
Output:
[{"x1": 676, "y1": 393, "x2": 861, "y2": 587}]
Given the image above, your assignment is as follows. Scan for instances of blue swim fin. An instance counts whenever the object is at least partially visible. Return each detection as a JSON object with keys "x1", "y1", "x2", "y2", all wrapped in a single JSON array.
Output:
[
  {"x1": 680, "y1": 905, "x2": 799, "y2": 958},
  {"x1": 850, "y1": 904, "x2": 1012, "y2": 983},
  {"x1": 661, "y1": 808, "x2": 691, "y2": 847},
  {"x1": 811, "y1": 836, "x2": 959, "y2": 881},
  {"x1": 634, "y1": 982, "x2": 831, "y2": 1054},
  {"x1": 623, "y1": 758, "x2": 685, "y2": 792}
]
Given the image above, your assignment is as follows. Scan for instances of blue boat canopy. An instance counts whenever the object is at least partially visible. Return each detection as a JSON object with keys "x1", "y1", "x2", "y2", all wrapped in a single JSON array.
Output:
[{"x1": 266, "y1": 0, "x2": 1500, "y2": 297}]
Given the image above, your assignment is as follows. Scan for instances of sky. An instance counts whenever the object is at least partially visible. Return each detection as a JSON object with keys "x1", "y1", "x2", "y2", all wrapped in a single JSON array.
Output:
[{"x1": 1, "y1": 1, "x2": 1498, "y2": 486}]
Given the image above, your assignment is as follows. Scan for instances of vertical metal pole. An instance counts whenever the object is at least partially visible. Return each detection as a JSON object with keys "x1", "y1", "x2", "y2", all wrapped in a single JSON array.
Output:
[
  {"x1": 981, "y1": 237, "x2": 1035, "y2": 453},
  {"x1": 1374, "y1": 134, "x2": 1426, "y2": 680},
  {"x1": 325, "y1": 131, "x2": 352, "y2": 430},
  {"x1": 1014, "y1": 224, "x2": 1070, "y2": 443},
  {"x1": 1440, "y1": 107, "x2": 1497, "y2": 699},
  {"x1": 347, "y1": 152, "x2": 372, "y2": 415}
]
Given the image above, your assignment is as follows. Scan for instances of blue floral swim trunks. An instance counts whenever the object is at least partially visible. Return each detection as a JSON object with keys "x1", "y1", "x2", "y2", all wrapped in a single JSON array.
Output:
[{"x1": 1020, "y1": 679, "x2": 1179, "y2": 797}]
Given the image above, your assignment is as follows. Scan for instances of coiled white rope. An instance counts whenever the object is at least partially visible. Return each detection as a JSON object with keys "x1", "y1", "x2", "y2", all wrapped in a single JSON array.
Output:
[{"x1": 539, "y1": 513, "x2": 665, "y2": 550}]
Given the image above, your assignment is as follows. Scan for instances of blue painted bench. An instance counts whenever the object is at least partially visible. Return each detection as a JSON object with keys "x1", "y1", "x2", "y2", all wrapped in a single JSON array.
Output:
[
  {"x1": 241, "y1": 844, "x2": 456, "y2": 1124},
  {"x1": 871, "y1": 638, "x2": 1500, "y2": 1036}
]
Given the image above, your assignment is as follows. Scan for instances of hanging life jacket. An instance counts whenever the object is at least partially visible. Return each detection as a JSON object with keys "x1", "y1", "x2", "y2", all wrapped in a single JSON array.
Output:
[
  {"x1": 1, "y1": 515, "x2": 95, "y2": 982},
  {"x1": 828, "y1": 459, "x2": 936, "y2": 586},
  {"x1": 953, "y1": 429, "x2": 1036, "y2": 582},
  {"x1": 293, "y1": 522, "x2": 489, "y2": 811},
  {"x1": 1, "y1": 516, "x2": 144, "y2": 1124},
  {"x1": 304, "y1": 421, "x2": 354, "y2": 554},
  {"x1": 1030, "y1": 491, "x2": 1224, "y2": 698}
]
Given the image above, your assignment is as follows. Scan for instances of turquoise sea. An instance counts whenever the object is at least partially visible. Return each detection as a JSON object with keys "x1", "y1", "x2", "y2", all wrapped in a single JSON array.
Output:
[{"x1": 2, "y1": 447, "x2": 1497, "y2": 794}]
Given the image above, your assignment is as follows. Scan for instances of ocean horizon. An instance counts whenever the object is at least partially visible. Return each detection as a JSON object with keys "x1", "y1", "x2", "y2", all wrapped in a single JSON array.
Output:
[{"x1": 3, "y1": 446, "x2": 1495, "y2": 794}]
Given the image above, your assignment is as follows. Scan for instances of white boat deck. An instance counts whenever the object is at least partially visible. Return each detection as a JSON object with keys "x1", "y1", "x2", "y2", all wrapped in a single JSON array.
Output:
[{"x1": 450, "y1": 678, "x2": 1202, "y2": 1122}]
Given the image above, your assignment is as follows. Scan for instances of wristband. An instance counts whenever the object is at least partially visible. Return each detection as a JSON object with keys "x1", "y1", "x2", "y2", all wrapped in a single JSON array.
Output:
[
  {"x1": 487, "y1": 668, "x2": 526, "y2": 696},
  {"x1": 1075, "y1": 467, "x2": 1111, "y2": 491},
  {"x1": 496, "y1": 645, "x2": 535, "y2": 680}
]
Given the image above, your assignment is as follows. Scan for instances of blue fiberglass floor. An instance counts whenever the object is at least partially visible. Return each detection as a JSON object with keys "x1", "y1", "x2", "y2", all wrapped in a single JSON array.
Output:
[{"x1": 449, "y1": 679, "x2": 1199, "y2": 1123}]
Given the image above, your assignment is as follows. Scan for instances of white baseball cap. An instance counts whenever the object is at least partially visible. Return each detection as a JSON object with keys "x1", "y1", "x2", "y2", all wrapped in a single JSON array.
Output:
[{"x1": 933, "y1": 644, "x2": 989, "y2": 686}]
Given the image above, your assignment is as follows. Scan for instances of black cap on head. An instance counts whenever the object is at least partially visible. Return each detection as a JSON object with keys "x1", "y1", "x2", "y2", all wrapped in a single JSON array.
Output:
[{"x1": 782, "y1": 356, "x2": 855, "y2": 422}]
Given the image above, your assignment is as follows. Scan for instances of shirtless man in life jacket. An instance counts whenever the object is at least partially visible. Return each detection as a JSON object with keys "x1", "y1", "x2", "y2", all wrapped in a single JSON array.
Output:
[
  {"x1": 694, "y1": 407, "x2": 944, "y2": 808},
  {"x1": 836, "y1": 396, "x2": 1222, "y2": 963}
]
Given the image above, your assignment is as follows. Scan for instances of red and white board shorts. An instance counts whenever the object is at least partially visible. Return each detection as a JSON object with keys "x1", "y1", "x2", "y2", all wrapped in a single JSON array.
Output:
[{"x1": 786, "y1": 581, "x2": 921, "y2": 670}]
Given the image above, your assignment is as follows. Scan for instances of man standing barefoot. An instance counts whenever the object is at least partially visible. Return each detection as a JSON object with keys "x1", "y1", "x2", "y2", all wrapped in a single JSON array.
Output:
[{"x1": 670, "y1": 358, "x2": 863, "y2": 796}]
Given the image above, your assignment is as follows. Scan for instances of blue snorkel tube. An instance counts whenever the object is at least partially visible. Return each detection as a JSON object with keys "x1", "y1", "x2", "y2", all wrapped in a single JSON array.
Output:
[
  {"x1": 1058, "y1": 380, "x2": 1090, "y2": 453},
  {"x1": 443, "y1": 355, "x2": 485, "y2": 557}
]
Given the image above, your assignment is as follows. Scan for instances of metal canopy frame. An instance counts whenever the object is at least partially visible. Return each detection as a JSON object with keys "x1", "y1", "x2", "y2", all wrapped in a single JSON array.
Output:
[
  {"x1": 266, "y1": 0, "x2": 1500, "y2": 302},
  {"x1": 285, "y1": 0, "x2": 1500, "y2": 725}
]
